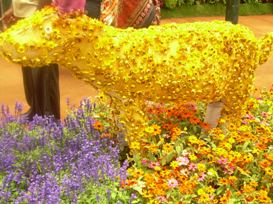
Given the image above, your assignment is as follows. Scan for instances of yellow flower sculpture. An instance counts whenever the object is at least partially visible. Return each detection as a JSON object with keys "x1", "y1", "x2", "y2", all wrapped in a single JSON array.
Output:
[{"x1": 0, "y1": 7, "x2": 273, "y2": 145}]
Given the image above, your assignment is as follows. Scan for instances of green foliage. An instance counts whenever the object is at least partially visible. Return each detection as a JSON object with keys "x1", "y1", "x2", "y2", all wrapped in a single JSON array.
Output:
[
  {"x1": 163, "y1": 0, "x2": 267, "y2": 8},
  {"x1": 164, "y1": 0, "x2": 179, "y2": 8},
  {"x1": 161, "y1": 3, "x2": 273, "y2": 18},
  {"x1": 163, "y1": 0, "x2": 225, "y2": 7},
  {"x1": 76, "y1": 180, "x2": 144, "y2": 204}
]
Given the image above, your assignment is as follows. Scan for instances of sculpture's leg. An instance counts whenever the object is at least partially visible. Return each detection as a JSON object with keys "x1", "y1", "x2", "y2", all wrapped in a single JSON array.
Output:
[
  {"x1": 108, "y1": 97, "x2": 148, "y2": 149},
  {"x1": 204, "y1": 101, "x2": 224, "y2": 129}
]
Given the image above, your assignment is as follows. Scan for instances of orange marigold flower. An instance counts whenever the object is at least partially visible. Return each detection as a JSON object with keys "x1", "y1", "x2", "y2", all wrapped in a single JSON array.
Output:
[
  {"x1": 100, "y1": 132, "x2": 112, "y2": 138},
  {"x1": 259, "y1": 159, "x2": 271, "y2": 169},
  {"x1": 93, "y1": 121, "x2": 104, "y2": 131},
  {"x1": 200, "y1": 122, "x2": 211, "y2": 130},
  {"x1": 256, "y1": 190, "x2": 271, "y2": 203},
  {"x1": 242, "y1": 185, "x2": 255, "y2": 193},
  {"x1": 190, "y1": 117, "x2": 200, "y2": 125},
  {"x1": 227, "y1": 176, "x2": 238, "y2": 186},
  {"x1": 163, "y1": 143, "x2": 174, "y2": 152},
  {"x1": 219, "y1": 178, "x2": 229, "y2": 185},
  {"x1": 199, "y1": 147, "x2": 211, "y2": 155},
  {"x1": 219, "y1": 190, "x2": 231, "y2": 204},
  {"x1": 264, "y1": 153, "x2": 273, "y2": 162},
  {"x1": 181, "y1": 112, "x2": 193, "y2": 119},
  {"x1": 245, "y1": 196, "x2": 255, "y2": 202},
  {"x1": 179, "y1": 180, "x2": 196, "y2": 194},
  {"x1": 145, "y1": 144, "x2": 159, "y2": 154},
  {"x1": 151, "y1": 124, "x2": 162, "y2": 136},
  {"x1": 166, "y1": 108, "x2": 175, "y2": 117},
  {"x1": 162, "y1": 123, "x2": 174, "y2": 130},
  {"x1": 171, "y1": 127, "x2": 182, "y2": 141},
  {"x1": 249, "y1": 181, "x2": 258, "y2": 188},
  {"x1": 256, "y1": 143, "x2": 267, "y2": 151}
]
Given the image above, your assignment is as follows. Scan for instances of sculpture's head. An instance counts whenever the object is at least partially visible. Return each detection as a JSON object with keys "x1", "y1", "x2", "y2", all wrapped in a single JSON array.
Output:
[{"x1": 0, "y1": 7, "x2": 103, "y2": 67}]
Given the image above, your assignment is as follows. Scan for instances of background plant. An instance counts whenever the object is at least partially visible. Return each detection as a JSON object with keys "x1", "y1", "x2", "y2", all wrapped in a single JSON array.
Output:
[{"x1": 163, "y1": 0, "x2": 262, "y2": 8}]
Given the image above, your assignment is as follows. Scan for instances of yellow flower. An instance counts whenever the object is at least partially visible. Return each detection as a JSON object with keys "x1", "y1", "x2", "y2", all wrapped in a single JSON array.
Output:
[
  {"x1": 151, "y1": 124, "x2": 161, "y2": 136},
  {"x1": 214, "y1": 147, "x2": 228, "y2": 157},
  {"x1": 224, "y1": 143, "x2": 232, "y2": 150},
  {"x1": 189, "y1": 154, "x2": 197, "y2": 161},
  {"x1": 145, "y1": 126, "x2": 154, "y2": 134},
  {"x1": 207, "y1": 168, "x2": 217, "y2": 176},
  {"x1": 130, "y1": 168, "x2": 144, "y2": 178},
  {"x1": 228, "y1": 137, "x2": 235, "y2": 144},
  {"x1": 131, "y1": 141, "x2": 141, "y2": 150},
  {"x1": 218, "y1": 134, "x2": 226, "y2": 140},
  {"x1": 145, "y1": 144, "x2": 159, "y2": 154},
  {"x1": 197, "y1": 163, "x2": 206, "y2": 172},
  {"x1": 252, "y1": 148, "x2": 260, "y2": 154},
  {"x1": 188, "y1": 135, "x2": 198, "y2": 144},
  {"x1": 170, "y1": 161, "x2": 179, "y2": 169},
  {"x1": 206, "y1": 186, "x2": 215, "y2": 194},
  {"x1": 249, "y1": 181, "x2": 258, "y2": 188},
  {"x1": 162, "y1": 143, "x2": 174, "y2": 152},
  {"x1": 197, "y1": 188, "x2": 206, "y2": 195},
  {"x1": 265, "y1": 167, "x2": 273, "y2": 176}
]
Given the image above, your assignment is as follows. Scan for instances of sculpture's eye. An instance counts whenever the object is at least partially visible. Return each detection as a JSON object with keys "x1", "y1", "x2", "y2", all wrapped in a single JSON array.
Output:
[{"x1": 44, "y1": 24, "x2": 53, "y2": 35}]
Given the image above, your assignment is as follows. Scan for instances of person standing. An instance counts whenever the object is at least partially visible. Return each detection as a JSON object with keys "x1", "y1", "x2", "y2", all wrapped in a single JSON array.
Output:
[
  {"x1": 5, "y1": 0, "x2": 60, "y2": 120},
  {"x1": 115, "y1": 0, "x2": 159, "y2": 28}
]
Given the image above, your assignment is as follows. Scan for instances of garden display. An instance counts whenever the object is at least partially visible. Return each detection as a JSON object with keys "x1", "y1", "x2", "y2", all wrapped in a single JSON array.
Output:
[{"x1": 0, "y1": 6, "x2": 273, "y2": 204}]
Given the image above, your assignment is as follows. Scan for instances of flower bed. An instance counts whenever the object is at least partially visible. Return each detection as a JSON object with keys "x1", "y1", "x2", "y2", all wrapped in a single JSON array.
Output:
[
  {"x1": 125, "y1": 88, "x2": 273, "y2": 203},
  {"x1": 0, "y1": 100, "x2": 136, "y2": 203},
  {"x1": 1, "y1": 86, "x2": 273, "y2": 203}
]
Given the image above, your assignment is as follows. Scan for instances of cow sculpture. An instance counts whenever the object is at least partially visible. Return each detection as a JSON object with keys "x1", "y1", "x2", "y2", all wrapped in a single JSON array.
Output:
[{"x1": 0, "y1": 7, "x2": 273, "y2": 145}]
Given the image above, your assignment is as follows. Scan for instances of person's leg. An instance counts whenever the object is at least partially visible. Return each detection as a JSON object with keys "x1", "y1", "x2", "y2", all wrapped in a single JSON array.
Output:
[
  {"x1": 21, "y1": 66, "x2": 35, "y2": 117},
  {"x1": 85, "y1": 0, "x2": 101, "y2": 19},
  {"x1": 47, "y1": 64, "x2": 60, "y2": 120},
  {"x1": 32, "y1": 64, "x2": 60, "y2": 120}
]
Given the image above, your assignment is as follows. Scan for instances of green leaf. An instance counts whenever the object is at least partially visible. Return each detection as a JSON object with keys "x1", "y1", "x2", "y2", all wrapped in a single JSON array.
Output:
[{"x1": 161, "y1": 151, "x2": 175, "y2": 166}]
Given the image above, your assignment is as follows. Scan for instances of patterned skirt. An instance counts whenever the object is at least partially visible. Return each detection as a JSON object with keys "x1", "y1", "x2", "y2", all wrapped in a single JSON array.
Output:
[{"x1": 100, "y1": 0, "x2": 160, "y2": 28}]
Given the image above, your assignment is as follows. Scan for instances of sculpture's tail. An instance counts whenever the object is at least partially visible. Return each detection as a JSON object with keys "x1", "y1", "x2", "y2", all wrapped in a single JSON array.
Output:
[{"x1": 257, "y1": 32, "x2": 273, "y2": 65}]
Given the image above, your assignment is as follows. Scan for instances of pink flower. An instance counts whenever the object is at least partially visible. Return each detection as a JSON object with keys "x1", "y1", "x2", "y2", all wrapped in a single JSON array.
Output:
[
  {"x1": 176, "y1": 156, "x2": 189, "y2": 166},
  {"x1": 198, "y1": 173, "x2": 206, "y2": 181},
  {"x1": 245, "y1": 113, "x2": 254, "y2": 120},
  {"x1": 217, "y1": 157, "x2": 228, "y2": 165},
  {"x1": 188, "y1": 163, "x2": 197, "y2": 171},
  {"x1": 261, "y1": 112, "x2": 268, "y2": 118},
  {"x1": 148, "y1": 161, "x2": 160, "y2": 169},
  {"x1": 157, "y1": 196, "x2": 168, "y2": 203},
  {"x1": 141, "y1": 159, "x2": 148, "y2": 165},
  {"x1": 224, "y1": 163, "x2": 236, "y2": 175},
  {"x1": 167, "y1": 178, "x2": 178, "y2": 188},
  {"x1": 242, "y1": 120, "x2": 249, "y2": 125}
]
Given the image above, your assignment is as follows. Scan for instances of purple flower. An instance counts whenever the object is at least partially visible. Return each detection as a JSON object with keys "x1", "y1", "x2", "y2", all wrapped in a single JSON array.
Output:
[{"x1": 1, "y1": 100, "x2": 128, "y2": 203}]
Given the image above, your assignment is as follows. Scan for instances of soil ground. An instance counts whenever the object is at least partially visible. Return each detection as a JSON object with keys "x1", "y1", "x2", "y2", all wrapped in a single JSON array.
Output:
[{"x1": 0, "y1": 15, "x2": 272, "y2": 118}]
